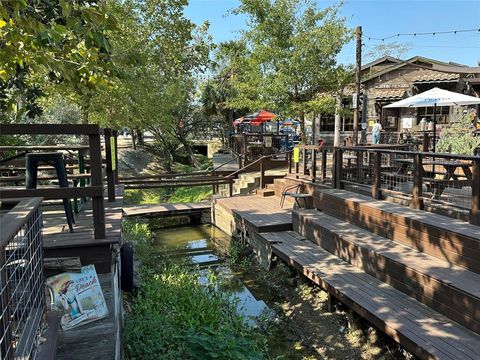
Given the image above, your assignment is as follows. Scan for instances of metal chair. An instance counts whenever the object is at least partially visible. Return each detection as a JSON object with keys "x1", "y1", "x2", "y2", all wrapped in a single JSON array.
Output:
[
  {"x1": 280, "y1": 183, "x2": 311, "y2": 209},
  {"x1": 26, "y1": 152, "x2": 75, "y2": 232}
]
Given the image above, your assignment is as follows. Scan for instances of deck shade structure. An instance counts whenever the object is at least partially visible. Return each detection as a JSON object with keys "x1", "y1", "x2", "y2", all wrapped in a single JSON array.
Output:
[
  {"x1": 249, "y1": 110, "x2": 277, "y2": 126},
  {"x1": 384, "y1": 87, "x2": 480, "y2": 152}
]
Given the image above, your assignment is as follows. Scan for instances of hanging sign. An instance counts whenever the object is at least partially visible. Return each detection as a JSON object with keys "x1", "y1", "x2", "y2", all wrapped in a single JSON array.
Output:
[
  {"x1": 264, "y1": 136, "x2": 272, "y2": 148},
  {"x1": 293, "y1": 147, "x2": 300, "y2": 163},
  {"x1": 110, "y1": 137, "x2": 116, "y2": 171}
]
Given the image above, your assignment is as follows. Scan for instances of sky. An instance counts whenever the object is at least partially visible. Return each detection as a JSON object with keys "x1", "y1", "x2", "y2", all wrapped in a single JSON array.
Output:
[{"x1": 184, "y1": 0, "x2": 480, "y2": 67}]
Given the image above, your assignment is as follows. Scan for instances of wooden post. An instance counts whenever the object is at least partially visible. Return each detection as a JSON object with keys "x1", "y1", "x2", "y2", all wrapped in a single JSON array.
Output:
[
  {"x1": 259, "y1": 157, "x2": 265, "y2": 189},
  {"x1": 89, "y1": 133, "x2": 106, "y2": 239},
  {"x1": 295, "y1": 157, "x2": 300, "y2": 179},
  {"x1": 311, "y1": 148, "x2": 317, "y2": 181},
  {"x1": 288, "y1": 151, "x2": 292, "y2": 174},
  {"x1": 333, "y1": 148, "x2": 343, "y2": 189},
  {"x1": 411, "y1": 153, "x2": 424, "y2": 210},
  {"x1": 471, "y1": 158, "x2": 480, "y2": 225},
  {"x1": 243, "y1": 133, "x2": 248, "y2": 163},
  {"x1": 113, "y1": 130, "x2": 119, "y2": 183},
  {"x1": 321, "y1": 149, "x2": 327, "y2": 181},
  {"x1": 228, "y1": 178, "x2": 233, "y2": 197},
  {"x1": 302, "y1": 148, "x2": 307, "y2": 176},
  {"x1": 372, "y1": 151, "x2": 382, "y2": 199},
  {"x1": 327, "y1": 293, "x2": 336, "y2": 313},
  {"x1": 353, "y1": 26, "x2": 362, "y2": 145},
  {"x1": 104, "y1": 128, "x2": 116, "y2": 202},
  {"x1": 422, "y1": 132, "x2": 429, "y2": 152}
]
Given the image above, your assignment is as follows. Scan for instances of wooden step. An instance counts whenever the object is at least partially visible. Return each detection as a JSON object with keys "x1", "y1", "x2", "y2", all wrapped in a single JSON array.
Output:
[
  {"x1": 256, "y1": 189, "x2": 275, "y2": 197},
  {"x1": 314, "y1": 188, "x2": 480, "y2": 273},
  {"x1": 269, "y1": 231, "x2": 480, "y2": 360},
  {"x1": 294, "y1": 209, "x2": 480, "y2": 334}
]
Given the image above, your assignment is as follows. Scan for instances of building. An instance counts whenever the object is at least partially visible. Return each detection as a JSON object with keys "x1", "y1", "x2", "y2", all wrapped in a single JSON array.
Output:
[{"x1": 315, "y1": 56, "x2": 480, "y2": 144}]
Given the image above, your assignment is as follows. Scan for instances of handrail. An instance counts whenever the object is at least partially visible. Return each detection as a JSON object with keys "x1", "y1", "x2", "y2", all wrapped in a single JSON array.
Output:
[
  {"x1": 226, "y1": 149, "x2": 292, "y2": 179},
  {"x1": 339, "y1": 146, "x2": 480, "y2": 161},
  {"x1": 0, "y1": 197, "x2": 43, "y2": 249}
]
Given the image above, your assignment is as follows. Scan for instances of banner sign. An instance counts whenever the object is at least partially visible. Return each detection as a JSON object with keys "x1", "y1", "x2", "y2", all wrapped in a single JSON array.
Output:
[{"x1": 293, "y1": 147, "x2": 300, "y2": 163}]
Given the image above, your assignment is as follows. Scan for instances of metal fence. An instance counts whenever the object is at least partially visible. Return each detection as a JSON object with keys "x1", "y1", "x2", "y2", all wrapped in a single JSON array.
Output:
[
  {"x1": 0, "y1": 198, "x2": 45, "y2": 360},
  {"x1": 334, "y1": 146, "x2": 480, "y2": 225}
]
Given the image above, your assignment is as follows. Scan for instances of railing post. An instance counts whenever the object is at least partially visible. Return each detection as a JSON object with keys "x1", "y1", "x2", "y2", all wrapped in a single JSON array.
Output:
[
  {"x1": 411, "y1": 153, "x2": 424, "y2": 210},
  {"x1": 311, "y1": 148, "x2": 317, "y2": 181},
  {"x1": 104, "y1": 128, "x2": 116, "y2": 202},
  {"x1": 321, "y1": 149, "x2": 327, "y2": 181},
  {"x1": 243, "y1": 133, "x2": 248, "y2": 163},
  {"x1": 302, "y1": 148, "x2": 307, "y2": 176},
  {"x1": 89, "y1": 132, "x2": 106, "y2": 239},
  {"x1": 333, "y1": 148, "x2": 343, "y2": 189},
  {"x1": 229, "y1": 178, "x2": 233, "y2": 197},
  {"x1": 288, "y1": 151, "x2": 292, "y2": 174},
  {"x1": 471, "y1": 158, "x2": 480, "y2": 225},
  {"x1": 372, "y1": 151, "x2": 382, "y2": 199},
  {"x1": 260, "y1": 157, "x2": 265, "y2": 189},
  {"x1": 113, "y1": 130, "x2": 119, "y2": 183}
]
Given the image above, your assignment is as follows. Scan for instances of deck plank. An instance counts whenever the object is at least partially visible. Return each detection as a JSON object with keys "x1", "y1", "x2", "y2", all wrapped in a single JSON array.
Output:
[
  {"x1": 123, "y1": 201, "x2": 210, "y2": 217},
  {"x1": 270, "y1": 232, "x2": 480, "y2": 360}
]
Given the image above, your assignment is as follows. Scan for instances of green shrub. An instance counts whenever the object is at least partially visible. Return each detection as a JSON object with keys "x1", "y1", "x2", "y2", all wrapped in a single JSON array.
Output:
[{"x1": 123, "y1": 223, "x2": 267, "y2": 360}]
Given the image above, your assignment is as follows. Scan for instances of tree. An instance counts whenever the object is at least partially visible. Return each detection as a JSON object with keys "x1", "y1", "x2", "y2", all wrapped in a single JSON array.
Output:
[
  {"x1": 222, "y1": 0, "x2": 352, "y2": 139},
  {"x1": 0, "y1": 0, "x2": 116, "y2": 121},
  {"x1": 90, "y1": 0, "x2": 214, "y2": 169}
]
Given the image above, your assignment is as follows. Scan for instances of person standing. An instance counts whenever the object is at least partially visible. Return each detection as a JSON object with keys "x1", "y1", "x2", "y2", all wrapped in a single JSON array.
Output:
[{"x1": 372, "y1": 119, "x2": 382, "y2": 144}]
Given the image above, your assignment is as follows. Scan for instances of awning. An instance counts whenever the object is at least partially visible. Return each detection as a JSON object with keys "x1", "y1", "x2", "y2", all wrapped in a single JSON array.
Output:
[{"x1": 250, "y1": 110, "x2": 277, "y2": 126}]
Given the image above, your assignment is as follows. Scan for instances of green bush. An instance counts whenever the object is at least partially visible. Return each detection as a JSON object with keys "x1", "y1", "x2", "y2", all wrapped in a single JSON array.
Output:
[
  {"x1": 123, "y1": 222, "x2": 267, "y2": 360},
  {"x1": 437, "y1": 116, "x2": 480, "y2": 155}
]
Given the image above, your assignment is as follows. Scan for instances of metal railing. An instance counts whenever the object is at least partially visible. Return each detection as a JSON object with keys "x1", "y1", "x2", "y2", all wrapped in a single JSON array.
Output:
[
  {"x1": 287, "y1": 145, "x2": 335, "y2": 183},
  {"x1": 0, "y1": 198, "x2": 45, "y2": 360},
  {"x1": 333, "y1": 146, "x2": 480, "y2": 225},
  {"x1": 229, "y1": 133, "x2": 290, "y2": 165}
]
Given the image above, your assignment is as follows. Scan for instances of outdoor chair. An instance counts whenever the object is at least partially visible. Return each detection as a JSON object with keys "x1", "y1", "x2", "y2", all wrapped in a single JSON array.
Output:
[
  {"x1": 280, "y1": 183, "x2": 311, "y2": 209},
  {"x1": 26, "y1": 152, "x2": 75, "y2": 232}
]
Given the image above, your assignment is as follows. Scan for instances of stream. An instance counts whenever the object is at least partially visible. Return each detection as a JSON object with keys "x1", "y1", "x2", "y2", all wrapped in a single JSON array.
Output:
[{"x1": 151, "y1": 224, "x2": 273, "y2": 325}]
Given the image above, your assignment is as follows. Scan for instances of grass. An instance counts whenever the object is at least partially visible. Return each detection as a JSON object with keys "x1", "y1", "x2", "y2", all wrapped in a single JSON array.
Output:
[{"x1": 123, "y1": 221, "x2": 269, "y2": 360}]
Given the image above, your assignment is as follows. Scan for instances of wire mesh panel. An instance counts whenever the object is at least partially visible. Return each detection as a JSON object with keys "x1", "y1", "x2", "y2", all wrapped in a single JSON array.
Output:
[{"x1": 0, "y1": 199, "x2": 44, "y2": 360}]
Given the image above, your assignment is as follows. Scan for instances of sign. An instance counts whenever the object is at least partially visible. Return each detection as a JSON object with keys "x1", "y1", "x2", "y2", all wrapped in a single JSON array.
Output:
[
  {"x1": 293, "y1": 147, "x2": 300, "y2": 163},
  {"x1": 110, "y1": 137, "x2": 116, "y2": 171},
  {"x1": 264, "y1": 136, "x2": 272, "y2": 148},
  {"x1": 361, "y1": 122, "x2": 367, "y2": 130},
  {"x1": 402, "y1": 117, "x2": 413, "y2": 129},
  {"x1": 374, "y1": 83, "x2": 409, "y2": 89}
]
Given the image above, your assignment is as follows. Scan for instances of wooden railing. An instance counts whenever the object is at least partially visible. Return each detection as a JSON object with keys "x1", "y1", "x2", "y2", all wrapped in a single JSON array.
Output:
[
  {"x1": 332, "y1": 146, "x2": 480, "y2": 225},
  {"x1": 0, "y1": 198, "x2": 45, "y2": 359},
  {"x1": 229, "y1": 133, "x2": 290, "y2": 165},
  {"x1": 0, "y1": 124, "x2": 119, "y2": 239}
]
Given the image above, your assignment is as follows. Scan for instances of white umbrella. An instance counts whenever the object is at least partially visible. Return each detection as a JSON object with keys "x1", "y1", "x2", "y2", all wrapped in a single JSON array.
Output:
[
  {"x1": 384, "y1": 87, "x2": 480, "y2": 151},
  {"x1": 384, "y1": 87, "x2": 480, "y2": 108}
]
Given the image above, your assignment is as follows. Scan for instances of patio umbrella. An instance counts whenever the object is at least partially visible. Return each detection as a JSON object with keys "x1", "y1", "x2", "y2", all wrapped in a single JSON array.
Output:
[
  {"x1": 281, "y1": 118, "x2": 300, "y2": 126},
  {"x1": 384, "y1": 87, "x2": 480, "y2": 152},
  {"x1": 249, "y1": 110, "x2": 277, "y2": 126}
]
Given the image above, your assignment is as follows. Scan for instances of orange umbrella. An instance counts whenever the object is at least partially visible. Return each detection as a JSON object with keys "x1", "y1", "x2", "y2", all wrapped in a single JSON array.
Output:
[{"x1": 250, "y1": 110, "x2": 277, "y2": 126}]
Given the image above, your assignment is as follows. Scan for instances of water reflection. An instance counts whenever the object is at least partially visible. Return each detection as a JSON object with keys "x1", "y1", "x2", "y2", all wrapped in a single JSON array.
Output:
[{"x1": 151, "y1": 224, "x2": 272, "y2": 324}]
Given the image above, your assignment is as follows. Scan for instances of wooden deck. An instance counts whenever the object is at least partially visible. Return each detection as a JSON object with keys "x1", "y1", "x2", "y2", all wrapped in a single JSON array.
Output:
[
  {"x1": 123, "y1": 201, "x2": 210, "y2": 217},
  {"x1": 270, "y1": 230, "x2": 480, "y2": 360},
  {"x1": 214, "y1": 195, "x2": 293, "y2": 234},
  {"x1": 42, "y1": 185, "x2": 124, "y2": 273}
]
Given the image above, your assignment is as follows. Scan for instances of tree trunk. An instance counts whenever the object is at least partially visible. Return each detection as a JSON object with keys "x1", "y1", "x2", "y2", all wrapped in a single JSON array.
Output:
[
  {"x1": 131, "y1": 131, "x2": 137, "y2": 150},
  {"x1": 177, "y1": 126, "x2": 201, "y2": 169},
  {"x1": 300, "y1": 112, "x2": 306, "y2": 143}
]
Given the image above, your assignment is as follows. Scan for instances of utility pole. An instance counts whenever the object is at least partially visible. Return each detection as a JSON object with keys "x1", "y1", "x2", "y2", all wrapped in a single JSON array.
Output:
[{"x1": 353, "y1": 26, "x2": 362, "y2": 145}]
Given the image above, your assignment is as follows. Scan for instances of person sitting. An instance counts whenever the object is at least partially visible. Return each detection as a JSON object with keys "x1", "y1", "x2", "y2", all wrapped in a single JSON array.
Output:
[{"x1": 372, "y1": 119, "x2": 382, "y2": 144}]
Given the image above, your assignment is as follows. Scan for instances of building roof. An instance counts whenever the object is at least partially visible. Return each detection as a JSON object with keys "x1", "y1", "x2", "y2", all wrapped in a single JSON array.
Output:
[
  {"x1": 369, "y1": 88, "x2": 406, "y2": 100},
  {"x1": 361, "y1": 56, "x2": 402, "y2": 71},
  {"x1": 362, "y1": 56, "x2": 479, "y2": 83},
  {"x1": 411, "y1": 69, "x2": 459, "y2": 83}
]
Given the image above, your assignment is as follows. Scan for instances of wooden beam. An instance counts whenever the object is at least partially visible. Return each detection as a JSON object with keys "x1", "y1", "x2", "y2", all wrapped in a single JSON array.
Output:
[
  {"x1": 471, "y1": 158, "x2": 480, "y2": 225},
  {"x1": 0, "y1": 124, "x2": 102, "y2": 135},
  {"x1": 0, "y1": 186, "x2": 102, "y2": 201}
]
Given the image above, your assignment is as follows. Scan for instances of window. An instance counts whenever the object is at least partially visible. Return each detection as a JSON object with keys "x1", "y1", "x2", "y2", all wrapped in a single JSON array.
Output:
[
  {"x1": 319, "y1": 116, "x2": 334, "y2": 132},
  {"x1": 416, "y1": 106, "x2": 450, "y2": 124}
]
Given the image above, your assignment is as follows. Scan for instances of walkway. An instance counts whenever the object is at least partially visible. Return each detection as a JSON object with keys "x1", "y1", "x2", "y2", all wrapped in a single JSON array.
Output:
[{"x1": 123, "y1": 201, "x2": 210, "y2": 217}]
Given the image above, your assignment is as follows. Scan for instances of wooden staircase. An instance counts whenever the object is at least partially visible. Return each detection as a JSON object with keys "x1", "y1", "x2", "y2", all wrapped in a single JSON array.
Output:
[{"x1": 259, "y1": 181, "x2": 480, "y2": 359}]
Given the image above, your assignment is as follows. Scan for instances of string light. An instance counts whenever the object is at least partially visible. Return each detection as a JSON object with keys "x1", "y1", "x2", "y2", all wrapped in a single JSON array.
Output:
[{"x1": 364, "y1": 28, "x2": 480, "y2": 42}]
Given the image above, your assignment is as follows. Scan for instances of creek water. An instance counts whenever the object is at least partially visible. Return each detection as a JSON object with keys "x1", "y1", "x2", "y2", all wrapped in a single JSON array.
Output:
[{"x1": 151, "y1": 224, "x2": 272, "y2": 325}]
